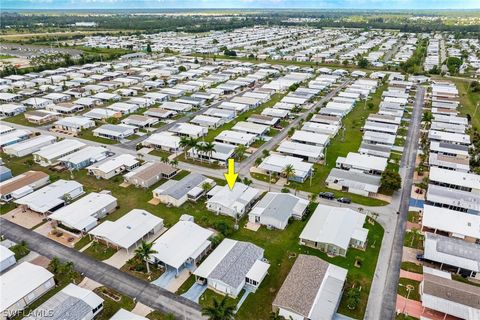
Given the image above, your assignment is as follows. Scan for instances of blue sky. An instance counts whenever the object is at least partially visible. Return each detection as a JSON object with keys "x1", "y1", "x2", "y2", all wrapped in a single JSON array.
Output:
[{"x1": 2, "y1": 0, "x2": 479, "y2": 10}]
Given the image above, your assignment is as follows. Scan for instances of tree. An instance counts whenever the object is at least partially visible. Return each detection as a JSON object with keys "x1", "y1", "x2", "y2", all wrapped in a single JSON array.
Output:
[
  {"x1": 178, "y1": 65, "x2": 187, "y2": 72},
  {"x1": 202, "y1": 182, "x2": 212, "y2": 195},
  {"x1": 269, "y1": 309, "x2": 284, "y2": 320},
  {"x1": 282, "y1": 164, "x2": 295, "y2": 184},
  {"x1": 445, "y1": 57, "x2": 462, "y2": 75},
  {"x1": 346, "y1": 286, "x2": 361, "y2": 310},
  {"x1": 146, "y1": 43, "x2": 152, "y2": 53},
  {"x1": 357, "y1": 57, "x2": 369, "y2": 68},
  {"x1": 134, "y1": 241, "x2": 158, "y2": 274},
  {"x1": 179, "y1": 136, "x2": 190, "y2": 158},
  {"x1": 169, "y1": 159, "x2": 178, "y2": 168},
  {"x1": 381, "y1": 170, "x2": 402, "y2": 192},
  {"x1": 234, "y1": 144, "x2": 247, "y2": 160},
  {"x1": 160, "y1": 155, "x2": 169, "y2": 164},
  {"x1": 203, "y1": 141, "x2": 215, "y2": 161},
  {"x1": 201, "y1": 295, "x2": 236, "y2": 320}
]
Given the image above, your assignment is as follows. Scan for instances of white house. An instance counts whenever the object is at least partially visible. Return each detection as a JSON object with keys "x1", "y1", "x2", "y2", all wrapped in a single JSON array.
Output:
[
  {"x1": 3, "y1": 135, "x2": 56, "y2": 158},
  {"x1": 299, "y1": 204, "x2": 369, "y2": 257},
  {"x1": 151, "y1": 220, "x2": 213, "y2": 274},
  {"x1": 206, "y1": 183, "x2": 261, "y2": 218},
  {"x1": 0, "y1": 245, "x2": 16, "y2": 272},
  {"x1": 249, "y1": 192, "x2": 309, "y2": 230},
  {"x1": 33, "y1": 139, "x2": 86, "y2": 167},
  {"x1": 87, "y1": 154, "x2": 139, "y2": 180},
  {"x1": 153, "y1": 173, "x2": 214, "y2": 207}
]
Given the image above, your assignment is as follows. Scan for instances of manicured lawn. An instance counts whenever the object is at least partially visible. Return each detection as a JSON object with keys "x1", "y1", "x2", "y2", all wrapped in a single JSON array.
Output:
[
  {"x1": 120, "y1": 257, "x2": 164, "y2": 282},
  {"x1": 202, "y1": 93, "x2": 285, "y2": 142},
  {"x1": 74, "y1": 235, "x2": 92, "y2": 250},
  {"x1": 250, "y1": 172, "x2": 277, "y2": 183},
  {"x1": 400, "y1": 261, "x2": 423, "y2": 274},
  {"x1": 94, "y1": 286, "x2": 135, "y2": 320},
  {"x1": 175, "y1": 274, "x2": 196, "y2": 295},
  {"x1": 3, "y1": 154, "x2": 384, "y2": 320},
  {"x1": 397, "y1": 278, "x2": 421, "y2": 301},
  {"x1": 407, "y1": 211, "x2": 421, "y2": 224},
  {"x1": 403, "y1": 231, "x2": 424, "y2": 249},
  {"x1": 9, "y1": 242, "x2": 30, "y2": 260},
  {"x1": 287, "y1": 81, "x2": 390, "y2": 207},
  {"x1": 199, "y1": 288, "x2": 242, "y2": 308},
  {"x1": 3, "y1": 113, "x2": 41, "y2": 127},
  {"x1": 149, "y1": 149, "x2": 173, "y2": 159},
  {"x1": 395, "y1": 137, "x2": 406, "y2": 147},
  {"x1": 77, "y1": 129, "x2": 118, "y2": 145},
  {"x1": 449, "y1": 78, "x2": 480, "y2": 129},
  {"x1": 176, "y1": 153, "x2": 223, "y2": 169},
  {"x1": 147, "y1": 311, "x2": 176, "y2": 320},
  {"x1": 171, "y1": 169, "x2": 190, "y2": 180},
  {"x1": 83, "y1": 242, "x2": 118, "y2": 261}
]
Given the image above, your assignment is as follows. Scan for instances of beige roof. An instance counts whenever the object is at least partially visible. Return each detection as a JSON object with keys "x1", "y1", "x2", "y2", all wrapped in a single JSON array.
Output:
[
  {"x1": 131, "y1": 162, "x2": 177, "y2": 181},
  {"x1": 0, "y1": 171, "x2": 48, "y2": 195},
  {"x1": 423, "y1": 273, "x2": 480, "y2": 309},
  {"x1": 272, "y1": 254, "x2": 328, "y2": 317}
]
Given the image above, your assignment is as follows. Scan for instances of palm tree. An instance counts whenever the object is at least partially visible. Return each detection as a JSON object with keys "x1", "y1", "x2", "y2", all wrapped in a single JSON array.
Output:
[
  {"x1": 269, "y1": 309, "x2": 284, "y2": 320},
  {"x1": 169, "y1": 159, "x2": 178, "y2": 168},
  {"x1": 201, "y1": 182, "x2": 212, "y2": 196},
  {"x1": 282, "y1": 164, "x2": 296, "y2": 185},
  {"x1": 234, "y1": 144, "x2": 247, "y2": 161},
  {"x1": 188, "y1": 137, "x2": 199, "y2": 158},
  {"x1": 134, "y1": 241, "x2": 158, "y2": 274},
  {"x1": 178, "y1": 136, "x2": 190, "y2": 158},
  {"x1": 201, "y1": 296, "x2": 236, "y2": 320},
  {"x1": 160, "y1": 155, "x2": 169, "y2": 164},
  {"x1": 203, "y1": 141, "x2": 215, "y2": 161},
  {"x1": 196, "y1": 143, "x2": 206, "y2": 163}
]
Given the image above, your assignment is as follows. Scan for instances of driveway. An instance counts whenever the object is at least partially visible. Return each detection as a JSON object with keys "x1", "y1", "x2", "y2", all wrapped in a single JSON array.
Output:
[
  {"x1": 151, "y1": 266, "x2": 177, "y2": 289},
  {"x1": 182, "y1": 283, "x2": 208, "y2": 303}
]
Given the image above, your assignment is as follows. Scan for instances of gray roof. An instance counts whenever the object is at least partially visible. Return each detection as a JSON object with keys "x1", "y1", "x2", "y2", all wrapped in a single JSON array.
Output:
[
  {"x1": 327, "y1": 168, "x2": 381, "y2": 186},
  {"x1": 209, "y1": 241, "x2": 263, "y2": 288},
  {"x1": 159, "y1": 173, "x2": 206, "y2": 200},
  {"x1": 438, "y1": 142, "x2": 469, "y2": 152},
  {"x1": 434, "y1": 233, "x2": 480, "y2": 261},
  {"x1": 256, "y1": 193, "x2": 304, "y2": 222},
  {"x1": 423, "y1": 273, "x2": 480, "y2": 309},
  {"x1": 24, "y1": 294, "x2": 91, "y2": 320},
  {"x1": 97, "y1": 124, "x2": 131, "y2": 133}
]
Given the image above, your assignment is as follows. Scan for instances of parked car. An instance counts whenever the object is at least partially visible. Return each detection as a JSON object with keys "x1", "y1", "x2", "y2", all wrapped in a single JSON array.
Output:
[
  {"x1": 416, "y1": 253, "x2": 424, "y2": 261},
  {"x1": 337, "y1": 197, "x2": 352, "y2": 204},
  {"x1": 319, "y1": 192, "x2": 335, "y2": 200}
]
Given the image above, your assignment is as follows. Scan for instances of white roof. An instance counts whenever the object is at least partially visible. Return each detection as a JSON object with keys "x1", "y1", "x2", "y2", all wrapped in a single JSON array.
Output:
[
  {"x1": 0, "y1": 262, "x2": 54, "y2": 312},
  {"x1": 3, "y1": 135, "x2": 56, "y2": 154},
  {"x1": 0, "y1": 245, "x2": 14, "y2": 262},
  {"x1": 87, "y1": 154, "x2": 138, "y2": 174},
  {"x1": 422, "y1": 205, "x2": 480, "y2": 239},
  {"x1": 259, "y1": 154, "x2": 312, "y2": 179},
  {"x1": 277, "y1": 140, "x2": 323, "y2": 159},
  {"x1": 49, "y1": 192, "x2": 117, "y2": 231},
  {"x1": 34, "y1": 139, "x2": 86, "y2": 160},
  {"x1": 291, "y1": 130, "x2": 330, "y2": 146},
  {"x1": 59, "y1": 146, "x2": 109, "y2": 165},
  {"x1": 215, "y1": 130, "x2": 256, "y2": 145},
  {"x1": 300, "y1": 204, "x2": 368, "y2": 250},
  {"x1": 60, "y1": 283, "x2": 104, "y2": 309},
  {"x1": 151, "y1": 220, "x2": 213, "y2": 270},
  {"x1": 143, "y1": 132, "x2": 180, "y2": 149},
  {"x1": 89, "y1": 209, "x2": 163, "y2": 249},
  {"x1": 337, "y1": 152, "x2": 388, "y2": 172},
  {"x1": 110, "y1": 309, "x2": 148, "y2": 320},
  {"x1": 429, "y1": 167, "x2": 480, "y2": 190},
  {"x1": 15, "y1": 179, "x2": 83, "y2": 213},
  {"x1": 207, "y1": 183, "x2": 260, "y2": 213}
]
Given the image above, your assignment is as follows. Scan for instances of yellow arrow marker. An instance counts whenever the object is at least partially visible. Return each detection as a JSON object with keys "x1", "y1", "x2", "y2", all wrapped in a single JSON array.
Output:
[{"x1": 224, "y1": 158, "x2": 238, "y2": 190}]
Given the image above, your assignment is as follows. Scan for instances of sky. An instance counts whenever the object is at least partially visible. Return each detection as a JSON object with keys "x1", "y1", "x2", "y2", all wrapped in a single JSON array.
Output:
[{"x1": 2, "y1": 0, "x2": 479, "y2": 10}]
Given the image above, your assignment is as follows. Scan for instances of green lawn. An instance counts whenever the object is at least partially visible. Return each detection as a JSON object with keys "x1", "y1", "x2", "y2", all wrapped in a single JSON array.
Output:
[
  {"x1": 286, "y1": 81, "x2": 390, "y2": 207},
  {"x1": 83, "y1": 242, "x2": 117, "y2": 260},
  {"x1": 407, "y1": 211, "x2": 421, "y2": 224},
  {"x1": 74, "y1": 235, "x2": 92, "y2": 250},
  {"x1": 175, "y1": 274, "x2": 196, "y2": 295},
  {"x1": 176, "y1": 153, "x2": 223, "y2": 169},
  {"x1": 77, "y1": 129, "x2": 118, "y2": 145},
  {"x1": 199, "y1": 288, "x2": 243, "y2": 308},
  {"x1": 149, "y1": 149, "x2": 173, "y2": 159},
  {"x1": 3, "y1": 113, "x2": 42, "y2": 127},
  {"x1": 120, "y1": 258, "x2": 164, "y2": 282},
  {"x1": 9, "y1": 243, "x2": 30, "y2": 260},
  {"x1": 403, "y1": 231, "x2": 424, "y2": 249},
  {"x1": 400, "y1": 261, "x2": 423, "y2": 274},
  {"x1": 449, "y1": 78, "x2": 480, "y2": 129},
  {"x1": 2, "y1": 153, "x2": 384, "y2": 320},
  {"x1": 396, "y1": 314, "x2": 420, "y2": 320},
  {"x1": 94, "y1": 286, "x2": 135, "y2": 320},
  {"x1": 250, "y1": 172, "x2": 277, "y2": 183},
  {"x1": 452, "y1": 274, "x2": 480, "y2": 288},
  {"x1": 397, "y1": 278, "x2": 421, "y2": 301}
]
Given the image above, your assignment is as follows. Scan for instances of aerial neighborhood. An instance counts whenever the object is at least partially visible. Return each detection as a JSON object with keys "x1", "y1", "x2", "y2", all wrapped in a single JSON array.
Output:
[{"x1": 0, "y1": 4, "x2": 479, "y2": 320}]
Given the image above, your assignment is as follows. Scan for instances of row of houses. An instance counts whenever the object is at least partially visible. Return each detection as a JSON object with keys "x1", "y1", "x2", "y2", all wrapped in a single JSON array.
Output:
[{"x1": 416, "y1": 81, "x2": 480, "y2": 319}]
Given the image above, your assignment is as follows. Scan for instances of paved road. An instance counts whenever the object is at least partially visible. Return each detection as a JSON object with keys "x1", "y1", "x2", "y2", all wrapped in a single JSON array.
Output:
[
  {"x1": 0, "y1": 219, "x2": 204, "y2": 320},
  {"x1": 238, "y1": 79, "x2": 352, "y2": 175},
  {"x1": 383, "y1": 40, "x2": 405, "y2": 64},
  {"x1": 377, "y1": 86, "x2": 425, "y2": 320}
]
